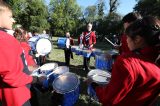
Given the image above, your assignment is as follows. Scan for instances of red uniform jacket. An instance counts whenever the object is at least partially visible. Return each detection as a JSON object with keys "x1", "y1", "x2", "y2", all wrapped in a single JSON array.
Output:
[
  {"x1": 0, "y1": 31, "x2": 33, "y2": 106},
  {"x1": 69, "y1": 37, "x2": 74, "y2": 46},
  {"x1": 96, "y1": 46, "x2": 160, "y2": 106},
  {"x1": 119, "y1": 33, "x2": 130, "y2": 54},
  {"x1": 20, "y1": 42, "x2": 36, "y2": 66},
  {"x1": 82, "y1": 31, "x2": 96, "y2": 47}
]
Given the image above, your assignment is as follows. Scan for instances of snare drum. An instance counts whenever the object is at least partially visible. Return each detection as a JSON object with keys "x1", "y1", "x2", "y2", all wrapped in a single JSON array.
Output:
[
  {"x1": 57, "y1": 37, "x2": 67, "y2": 48},
  {"x1": 36, "y1": 38, "x2": 52, "y2": 56},
  {"x1": 31, "y1": 62, "x2": 58, "y2": 77},
  {"x1": 91, "y1": 48, "x2": 102, "y2": 57},
  {"x1": 28, "y1": 37, "x2": 52, "y2": 56},
  {"x1": 75, "y1": 48, "x2": 83, "y2": 55},
  {"x1": 82, "y1": 49, "x2": 92, "y2": 58},
  {"x1": 107, "y1": 49, "x2": 119, "y2": 56},
  {"x1": 52, "y1": 72, "x2": 80, "y2": 106},
  {"x1": 50, "y1": 66, "x2": 69, "y2": 80},
  {"x1": 31, "y1": 63, "x2": 58, "y2": 92},
  {"x1": 42, "y1": 66, "x2": 69, "y2": 89},
  {"x1": 95, "y1": 53, "x2": 113, "y2": 71},
  {"x1": 28, "y1": 36, "x2": 40, "y2": 52},
  {"x1": 88, "y1": 69, "x2": 111, "y2": 85},
  {"x1": 71, "y1": 46, "x2": 78, "y2": 52},
  {"x1": 87, "y1": 69, "x2": 111, "y2": 100}
]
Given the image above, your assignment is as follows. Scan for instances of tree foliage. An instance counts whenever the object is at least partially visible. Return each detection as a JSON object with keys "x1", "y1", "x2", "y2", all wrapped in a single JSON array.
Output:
[
  {"x1": 8, "y1": 0, "x2": 50, "y2": 32},
  {"x1": 96, "y1": 12, "x2": 122, "y2": 41},
  {"x1": 134, "y1": 0, "x2": 160, "y2": 17},
  {"x1": 97, "y1": 0, "x2": 105, "y2": 20},
  {"x1": 83, "y1": 5, "x2": 97, "y2": 23},
  {"x1": 5, "y1": 0, "x2": 124, "y2": 38},
  {"x1": 49, "y1": 0, "x2": 82, "y2": 36},
  {"x1": 109, "y1": 0, "x2": 119, "y2": 14}
]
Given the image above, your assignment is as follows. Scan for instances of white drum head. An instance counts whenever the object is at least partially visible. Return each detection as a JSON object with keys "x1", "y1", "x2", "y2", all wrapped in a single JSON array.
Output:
[
  {"x1": 52, "y1": 72, "x2": 79, "y2": 94},
  {"x1": 36, "y1": 38, "x2": 52, "y2": 56},
  {"x1": 88, "y1": 69, "x2": 111, "y2": 85},
  {"x1": 54, "y1": 66, "x2": 69, "y2": 75},
  {"x1": 107, "y1": 49, "x2": 119, "y2": 55},
  {"x1": 71, "y1": 46, "x2": 79, "y2": 49},
  {"x1": 40, "y1": 63, "x2": 58, "y2": 71},
  {"x1": 31, "y1": 63, "x2": 58, "y2": 76}
]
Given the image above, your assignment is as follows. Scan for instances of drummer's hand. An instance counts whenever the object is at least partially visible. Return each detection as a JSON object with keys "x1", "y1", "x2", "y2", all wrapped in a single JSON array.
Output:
[
  {"x1": 114, "y1": 44, "x2": 120, "y2": 50},
  {"x1": 89, "y1": 44, "x2": 93, "y2": 50},
  {"x1": 28, "y1": 65, "x2": 39, "y2": 72},
  {"x1": 35, "y1": 53, "x2": 40, "y2": 57}
]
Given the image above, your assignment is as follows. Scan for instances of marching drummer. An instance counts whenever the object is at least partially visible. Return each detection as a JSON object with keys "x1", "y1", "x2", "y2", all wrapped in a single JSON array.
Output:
[
  {"x1": 0, "y1": 2, "x2": 46, "y2": 106},
  {"x1": 87, "y1": 16, "x2": 160, "y2": 106},
  {"x1": 64, "y1": 32, "x2": 74, "y2": 66},
  {"x1": 13, "y1": 27, "x2": 38, "y2": 72},
  {"x1": 114, "y1": 12, "x2": 142, "y2": 55},
  {"x1": 80, "y1": 23, "x2": 96, "y2": 71}
]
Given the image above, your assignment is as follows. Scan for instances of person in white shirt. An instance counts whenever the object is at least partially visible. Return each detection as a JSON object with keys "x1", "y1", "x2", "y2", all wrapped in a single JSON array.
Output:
[{"x1": 64, "y1": 32, "x2": 74, "y2": 66}]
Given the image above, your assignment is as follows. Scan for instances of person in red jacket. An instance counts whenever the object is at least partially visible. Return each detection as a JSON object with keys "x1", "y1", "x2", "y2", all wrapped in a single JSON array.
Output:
[
  {"x1": 14, "y1": 28, "x2": 38, "y2": 71},
  {"x1": 64, "y1": 32, "x2": 74, "y2": 66},
  {"x1": 88, "y1": 16, "x2": 160, "y2": 106},
  {"x1": 115, "y1": 12, "x2": 142, "y2": 55},
  {"x1": 81, "y1": 23, "x2": 96, "y2": 71},
  {"x1": 0, "y1": 2, "x2": 46, "y2": 106}
]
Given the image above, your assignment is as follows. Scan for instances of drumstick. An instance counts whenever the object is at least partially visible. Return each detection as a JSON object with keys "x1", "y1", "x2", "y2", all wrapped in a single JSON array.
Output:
[
  {"x1": 46, "y1": 66, "x2": 58, "y2": 78},
  {"x1": 46, "y1": 71, "x2": 55, "y2": 78},
  {"x1": 105, "y1": 37, "x2": 116, "y2": 47}
]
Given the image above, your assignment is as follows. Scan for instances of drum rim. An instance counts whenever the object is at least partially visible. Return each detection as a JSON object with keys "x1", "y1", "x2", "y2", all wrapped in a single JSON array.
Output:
[
  {"x1": 53, "y1": 66, "x2": 69, "y2": 75},
  {"x1": 39, "y1": 62, "x2": 58, "y2": 72},
  {"x1": 30, "y1": 63, "x2": 58, "y2": 76},
  {"x1": 88, "y1": 69, "x2": 111, "y2": 85},
  {"x1": 52, "y1": 72, "x2": 80, "y2": 94},
  {"x1": 36, "y1": 38, "x2": 52, "y2": 55}
]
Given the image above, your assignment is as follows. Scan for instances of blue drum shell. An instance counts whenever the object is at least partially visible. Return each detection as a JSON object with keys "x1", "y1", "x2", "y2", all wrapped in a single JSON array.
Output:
[
  {"x1": 95, "y1": 54, "x2": 113, "y2": 71},
  {"x1": 62, "y1": 86, "x2": 80, "y2": 106},
  {"x1": 82, "y1": 50, "x2": 92, "y2": 58},
  {"x1": 57, "y1": 37, "x2": 67, "y2": 48}
]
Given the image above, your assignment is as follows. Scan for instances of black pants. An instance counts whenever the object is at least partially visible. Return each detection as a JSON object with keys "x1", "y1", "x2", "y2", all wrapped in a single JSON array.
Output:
[
  {"x1": 64, "y1": 48, "x2": 73, "y2": 66},
  {"x1": 83, "y1": 57, "x2": 90, "y2": 71}
]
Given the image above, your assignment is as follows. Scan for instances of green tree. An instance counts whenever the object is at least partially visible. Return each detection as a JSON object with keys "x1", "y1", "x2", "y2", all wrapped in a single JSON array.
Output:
[
  {"x1": 134, "y1": 0, "x2": 160, "y2": 17},
  {"x1": 8, "y1": 0, "x2": 50, "y2": 32},
  {"x1": 49, "y1": 0, "x2": 82, "y2": 36},
  {"x1": 96, "y1": 12, "x2": 122, "y2": 41},
  {"x1": 109, "y1": 0, "x2": 119, "y2": 14},
  {"x1": 97, "y1": 0, "x2": 105, "y2": 20},
  {"x1": 84, "y1": 5, "x2": 97, "y2": 23}
]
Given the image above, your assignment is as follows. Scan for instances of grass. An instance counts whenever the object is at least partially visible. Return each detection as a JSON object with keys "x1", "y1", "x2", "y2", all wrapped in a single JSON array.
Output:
[
  {"x1": 34, "y1": 36, "x2": 112, "y2": 106},
  {"x1": 36, "y1": 36, "x2": 160, "y2": 106}
]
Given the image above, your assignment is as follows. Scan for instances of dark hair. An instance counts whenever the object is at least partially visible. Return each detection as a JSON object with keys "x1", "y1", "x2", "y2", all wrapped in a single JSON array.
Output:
[
  {"x1": 122, "y1": 12, "x2": 142, "y2": 23},
  {"x1": 14, "y1": 28, "x2": 27, "y2": 42},
  {"x1": 0, "y1": 1, "x2": 11, "y2": 12},
  {"x1": 125, "y1": 16, "x2": 160, "y2": 46}
]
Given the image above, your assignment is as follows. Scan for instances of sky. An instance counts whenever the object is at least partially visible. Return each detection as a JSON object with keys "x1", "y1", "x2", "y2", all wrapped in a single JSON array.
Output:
[
  {"x1": 46, "y1": 0, "x2": 137, "y2": 16},
  {"x1": 76, "y1": 0, "x2": 137, "y2": 16}
]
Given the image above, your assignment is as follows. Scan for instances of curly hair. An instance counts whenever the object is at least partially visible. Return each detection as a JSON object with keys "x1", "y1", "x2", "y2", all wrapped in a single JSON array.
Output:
[{"x1": 14, "y1": 28, "x2": 27, "y2": 42}]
